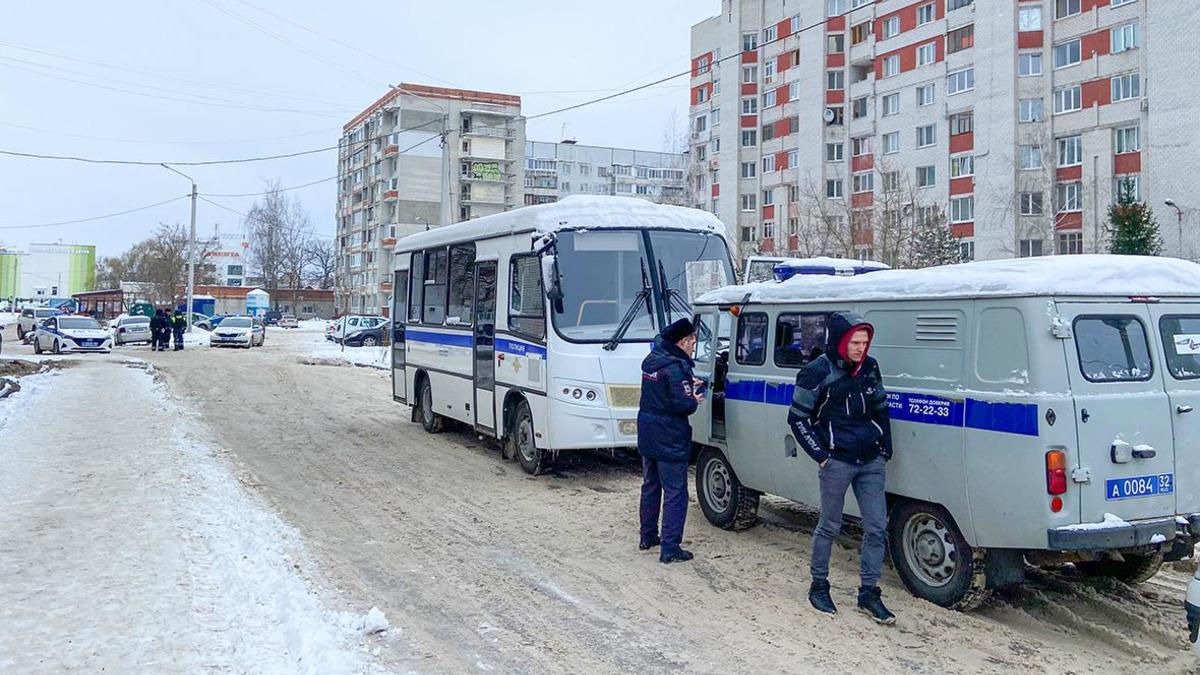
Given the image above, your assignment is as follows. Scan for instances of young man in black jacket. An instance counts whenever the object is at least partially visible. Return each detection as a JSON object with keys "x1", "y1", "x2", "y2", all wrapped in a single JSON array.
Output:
[{"x1": 787, "y1": 311, "x2": 895, "y2": 625}]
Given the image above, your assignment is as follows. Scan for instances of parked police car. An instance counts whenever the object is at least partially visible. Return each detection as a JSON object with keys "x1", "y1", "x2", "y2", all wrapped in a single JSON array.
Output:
[
  {"x1": 32, "y1": 315, "x2": 112, "y2": 354},
  {"x1": 690, "y1": 255, "x2": 1200, "y2": 610}
]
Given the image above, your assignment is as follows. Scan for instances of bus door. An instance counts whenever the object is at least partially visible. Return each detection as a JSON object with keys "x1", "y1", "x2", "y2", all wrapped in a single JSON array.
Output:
[
  {"x1": 473, "y1": 261, "x2": 498, "y2": 433},
  {"x1": 392, "y1": 268, "x2": 408, "y2": 404}
]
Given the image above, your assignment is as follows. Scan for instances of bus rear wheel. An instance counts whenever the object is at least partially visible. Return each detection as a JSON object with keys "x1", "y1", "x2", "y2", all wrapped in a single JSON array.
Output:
[
  {"x1": 888, "y1": 500, "x2": 990, "y2": 610},
  {"x1": 510, "y1": 401, "x2": 548, "y2": 475},
  {"x1": 418, "y1": 378, "x2": 445, "y2": 434},
  {"x1": 695, "y1": 447, "x2": 759, "y2": 530}
]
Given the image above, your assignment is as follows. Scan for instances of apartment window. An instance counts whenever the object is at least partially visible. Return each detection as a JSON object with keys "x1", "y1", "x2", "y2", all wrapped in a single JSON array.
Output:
[
  {"x1": 763, "y1": 60, "x2": 776, "y2": 84},
  {"x1": 917, "y1": 43, "x2": 937, "y2": 66},
  {"x1": 787, "y1": 150, "x2": 799, "y2": 169},
  {"x1": 1115, "y1": 175, "x2": 1142, "y2": 201},
  {"x1": 741, "y1": 161, "x2": 757, "y2": 178},
  {"x1": 882, "y1": 171, "x2": 901, "y2": 192},
  {"x1": 826, "y1": 106, "x2": 845, "y2": 125},
  {"x1": 828, "y1": 34, "x2": 846, "y2": 53},
  {"x1": 1111, "y1": 0, "x2": 1136, "y2": 5},
  {"x1": 1059, "y1": 232, "x2": 1083, "y2": 255},
  {"x1": 696, "y1": 145, "x2": 707, "y2": 162},
  {"x1": 883, "y1": 55, "x2": 900, "y2": 78},
  {"x1": 947, "y1": 25, "x2": 974, "y2": 54},
  {"x1": 742, "y1": 66, "x2": 758, "y2": 84},
  {"x1": 882, "y1": 131, "x2": 900, "y2": 155},
  {"x1": 959, "y1": 240, "x2": 976, "y2": 261},
  {"x1": 1115, "y1": 126, "x2": 1140, "y2": 154},
  {"x1": 696, "y1": 87, "x2": 710, "y2": 104},
  {"x1": 740, "y1": 226, "x2": 757, "y2": 243},
  {"x1": 742, "y1": 33, "x2": 758, "y2": 52},
  {"x1": 741, "y1": 130, "x2": 757, "y2": 147},
  {"x1": 694, "y1": 116, "x2": 707, "y2": 133},
  {"x1": 1056, "y1": 0, "x2": 1080, "y2": 18},
  {"x1": 1019, "y1": 98, "x2": 1044, "y2": 123},
  {"x1": 1053, "y1": 85, "x2": 1081, "y2": 114},
  {"x1": 1019, "y1": 7, "x2": 1042, "y2": 31},
  {"x1": 948, "y1": 0, "x2": 974, "y2": 9},
  {"x1": 851, "y1": 22, "x2": 871, "y2": 45},
  {"x1": 1111, "y1": 73, "x2": 1141, "y2": 102},
  {"x1": 763, "y1": 90, "x2": 778, "y2": 108},
  {"x1": 740, "y1": 194, "x2": 757, "y2": 211},
  {"x1": 762, "y1": 122, "x2": 777, "y2": 142},
  {"x1": 949, "y1": 111, "x2": 973, "y2": 135},
  {"x1": 1020, "y1": 239, "x2": 1044, "y2": 257},
  {"x1": 826, "y1": 143, "x2": 844, "y2": 161},
  {"x1": 762, "y1": 188, "x2": 775, "y2": 206},
  {"x1": 853, "y1": 172, "x2": 874, "y2": 193},
  {"x1": 1053, "y1": 39, "x2": 1081, "y2": 69},
  {"x1": 762, "y1": 221, "x2": 776, "y2": 240},
  {"x1": 1057, "y1": 135, "x2": 1082, "y2": 166},
  {"x1": 763, "y1": 25, "x2": 777, "y2": 44},
  {"x1": 917, "y1": 165, "x2": 936, "y2": 187},
  {"x1": 883, "y1": 17, "x2": 900, "y2": 39},
  {"x1": 917, "y1": 3, "x2": 936, "y2": 24},
  {"x1": 762, "y1": 154, "x2": 776, "y2": 172},
  {"x1": 851, "y1": 136, "x2": 872, "y2": 156},
  {"x1": 917, "y1": 124, "x2": 936, "y2": 148},
  {"x1": 950, "y1": 196, "x2": 975, "y2": 223},
  {"x1": 948, "y1": 68, "x2": 975, "y2": 94},
  {"x1": 789, "y1": 82, "x2": 800, "y2": 101},
  {"x1": 827, "y1": 179, "x2": 844, "y2": 198},
  {"x1": 1019, "y1": 145, "x2": 1043, "y2": 170},
  {"x1": 1019, "y1": 53, "x2": 1043, "y2": 76},
  {"x1": 950, "y1": 154, "x2": 974, "y2": 178},
  {"x1": 1112, "y1": 22, "x2": 1140, "y2": 53},
  {"x1": 1021, "y1": 192, "x2": 1044, "y2": 215},
  {"x1": 711, "y1": 108, "x2": 721, "y2": 126},
  {"x1": 852, "y1": 97, "x2": 868, "y2": 119},
  {"x1": 880, "y1": 93, "x2": 899, "y2": 117},
  {"x1": 827, "y1": 70, "x2": 845, "y2": 90},
  {"x1": 917, "y1": 84, "x2": 935, "y2": 106},
  {"x1": 742, "y1": 97, "x2": 758, "y2": 114},
  {"x1": 788, "y1": 185, "x2": 800, "y2": 203},
  {"x1": 828, "y1": 0, "x2": 846, "y2": 15},
  {"x1": 1057, "y1": 182, "x2": 1083, "y2": 211}
]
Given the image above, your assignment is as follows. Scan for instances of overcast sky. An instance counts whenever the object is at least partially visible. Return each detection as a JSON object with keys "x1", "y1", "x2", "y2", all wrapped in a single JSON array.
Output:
[{"x1": 0, "y1": 1, "x2": 717, "y2": 256}]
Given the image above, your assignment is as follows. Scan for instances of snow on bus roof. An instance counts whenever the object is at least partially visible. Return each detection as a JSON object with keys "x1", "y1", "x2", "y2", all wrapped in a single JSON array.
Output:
[
  {"x1": 697, "y1": 255, "x2": 1200, "y2": 305},
  {"x1": 394, "y1": 196, "x2": 727, "y2": 252}
]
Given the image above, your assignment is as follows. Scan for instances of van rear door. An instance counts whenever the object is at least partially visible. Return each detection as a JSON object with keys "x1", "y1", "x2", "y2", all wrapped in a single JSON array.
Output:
[
  {"x1": 1060, "y1": 303, "x2": 1175, "y2": 523},
  {"x1": 1148, "y1": 307, "x2": 1200, "y2": 516}
]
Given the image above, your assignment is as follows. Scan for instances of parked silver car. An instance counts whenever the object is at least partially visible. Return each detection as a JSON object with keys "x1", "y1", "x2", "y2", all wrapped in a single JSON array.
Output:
[{"x1": 112, "y1": 315, "x2": 153, "y2": 345}]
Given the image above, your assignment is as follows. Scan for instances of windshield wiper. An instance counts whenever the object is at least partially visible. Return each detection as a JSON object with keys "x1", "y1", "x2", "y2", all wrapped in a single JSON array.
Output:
[
  {"x1": 604, "y1": 259, "x2": 653, "y2": 351},
  {"x1": 659, "y1": 260, "x2": 692, "y2": 323}
]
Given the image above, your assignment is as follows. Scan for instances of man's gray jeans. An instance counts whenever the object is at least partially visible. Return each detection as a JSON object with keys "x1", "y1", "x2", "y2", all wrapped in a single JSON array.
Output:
[{"x1": 810, "y1": 455, "x2": 887, "y2": 588}]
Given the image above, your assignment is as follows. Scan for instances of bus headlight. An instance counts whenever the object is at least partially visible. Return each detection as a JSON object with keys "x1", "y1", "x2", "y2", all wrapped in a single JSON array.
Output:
[{"x1": 553, "y1": 379, "x2": 604, "y2": 406}]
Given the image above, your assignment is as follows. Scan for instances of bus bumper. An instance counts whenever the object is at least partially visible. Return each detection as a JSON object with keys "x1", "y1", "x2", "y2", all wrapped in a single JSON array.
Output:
[{"x1": 548, "y1": 400, "x2": 639, "y2": 450}]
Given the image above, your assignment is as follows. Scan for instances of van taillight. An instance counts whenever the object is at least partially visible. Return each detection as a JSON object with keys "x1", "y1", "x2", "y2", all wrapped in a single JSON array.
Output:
[{"x1": 1046, "y1": 450, "x2": 1068, "y2": 495}]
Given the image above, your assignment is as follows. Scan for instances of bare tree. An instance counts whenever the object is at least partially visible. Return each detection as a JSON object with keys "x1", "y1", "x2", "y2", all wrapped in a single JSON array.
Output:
[
  {"x1": 304, "y1": 238, "x2": 336, "y2": 289},
  {"x1": 97, "y1": 224, "x2": 217, "y2": 304},
  {"x1": 245, "y1": 181, "x2": 312, "y2": 308}
]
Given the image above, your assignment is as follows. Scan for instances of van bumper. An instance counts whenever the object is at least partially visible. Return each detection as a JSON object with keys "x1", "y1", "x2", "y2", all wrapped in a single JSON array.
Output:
[{"x1": 1047, "y1": 516, "x2": 1179, "y2": 550}]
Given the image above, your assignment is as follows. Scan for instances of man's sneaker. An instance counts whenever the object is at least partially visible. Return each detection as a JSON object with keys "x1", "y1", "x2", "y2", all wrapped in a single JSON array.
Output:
[
  {"x1": 659, "y1": 548, "x2": 694, "y2": 564},
  {"x1": 639, "y1": 536, "x2": 661, "y2": 551},
  {"x1": 857, "y1": 586, "x2": 896, "y2": 625},
  {"x1": 808, "y1": 579, "x2": 837, "y2": 615}
]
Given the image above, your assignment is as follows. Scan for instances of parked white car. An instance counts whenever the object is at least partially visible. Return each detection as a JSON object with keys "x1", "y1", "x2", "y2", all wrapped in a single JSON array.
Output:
[
  {"x1": 33, "y1": 315, "x2": 112, "y2": 354},
  {"x1": 112, "y1": 315, "x2": 153, "y2": 345},
  {"x1": 279, "y1": 313, "x2": 298, "y2": 329},
  {"x1": 210, "y1": 316, "x2": 265, "y2": 348},
  {"x1": 16, "y1": 307, "x2": 61, "y2": 341},
  {"x1": 330, "y1": 315, "x2": 387, "y2": 343}
]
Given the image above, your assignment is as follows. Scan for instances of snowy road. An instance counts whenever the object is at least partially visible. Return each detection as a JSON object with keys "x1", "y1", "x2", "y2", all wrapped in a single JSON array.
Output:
[{"x1": 1, "y1": 324, "x2": 1197, "y2": 673}]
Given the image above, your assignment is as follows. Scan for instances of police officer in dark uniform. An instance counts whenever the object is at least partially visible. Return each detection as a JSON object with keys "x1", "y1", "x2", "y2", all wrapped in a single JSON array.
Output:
[{"x1": 637, "y1": 318, "x2": 703, "y2": 564}]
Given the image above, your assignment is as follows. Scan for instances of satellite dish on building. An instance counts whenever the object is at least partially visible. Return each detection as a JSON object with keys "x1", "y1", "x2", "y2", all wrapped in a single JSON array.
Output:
[{"x1": 822, "y1": 108, "x2": 836, "y2": 124}]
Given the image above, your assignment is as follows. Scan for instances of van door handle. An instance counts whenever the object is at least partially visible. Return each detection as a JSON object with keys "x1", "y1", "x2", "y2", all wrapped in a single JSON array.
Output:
[
  {"x1": 1179, "y1": 405, "x2": 1195, "y2": 414},
  {"x1": 1132, "y1": 445, "x2": 1157, "y2": 460}
]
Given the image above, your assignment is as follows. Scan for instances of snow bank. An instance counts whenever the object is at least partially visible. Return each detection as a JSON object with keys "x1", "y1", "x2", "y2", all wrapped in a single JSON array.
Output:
[
  {"x1": 698, "y1": 255, "x2": 1200, "y2": 305},
  {"x1": 307, "y1": 341, "x2": 391, "y2": 370},
  {"x1": 0, "y1": 312, "x2": 18, "y2": 328},
  {"x1": 1058, "y1": 513, "x2": 1130, "y2": 532}
]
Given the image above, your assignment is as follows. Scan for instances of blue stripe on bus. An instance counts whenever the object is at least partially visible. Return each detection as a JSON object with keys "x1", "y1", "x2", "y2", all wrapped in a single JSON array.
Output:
[
  {"x1": 406, "y1": 329, "x2": 474, "y2": 348},
  {"x1": 724, "y1": 379, "x2": 1039, "y2": 436},
  {"x1": 495, "y1": 338, "x2": 547, "y2": 358}
]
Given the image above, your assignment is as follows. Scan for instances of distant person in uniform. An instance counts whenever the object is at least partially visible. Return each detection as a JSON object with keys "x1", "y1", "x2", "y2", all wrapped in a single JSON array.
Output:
[
  {"x1": 788, "y1": 311, "x2": 895, "y2": 625},
  {"x1": 171, "y1": 310, "x2": 187, "y2": 351},
  {"x1": 637, "y1": 317, "x2": 703, "y2": 564},
  {"x1": 150, "y1": 309, "x2": 168, "y2": 352}
]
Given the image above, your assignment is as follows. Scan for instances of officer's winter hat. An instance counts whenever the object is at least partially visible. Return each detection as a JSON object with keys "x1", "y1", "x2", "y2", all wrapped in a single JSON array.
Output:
[{"x1": 661, "y1": 318, "x2": 695, "y2": 343}]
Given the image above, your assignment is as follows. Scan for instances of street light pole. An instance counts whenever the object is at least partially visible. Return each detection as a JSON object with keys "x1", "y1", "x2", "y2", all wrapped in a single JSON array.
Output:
[{"x1": 162, "y1": 163, "x2": 197, "y2": 332}]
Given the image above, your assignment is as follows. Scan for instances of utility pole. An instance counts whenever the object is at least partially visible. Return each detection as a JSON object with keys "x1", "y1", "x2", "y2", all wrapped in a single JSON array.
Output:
[
  {"x1": 162, "y1": 163, "x2": 197, "y2": 331},
  {"x1": 389, "y1": 85, "x2": 451, "y2": 226}
]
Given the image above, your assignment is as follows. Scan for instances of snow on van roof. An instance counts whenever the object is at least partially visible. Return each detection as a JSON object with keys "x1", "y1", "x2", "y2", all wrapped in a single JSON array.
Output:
[
  {"x1": 394, "y1": 196, "x2": 728, "y2": 252},
  {"x1": 697, "y1": 255, "x2": 1200, "y2": 305}
]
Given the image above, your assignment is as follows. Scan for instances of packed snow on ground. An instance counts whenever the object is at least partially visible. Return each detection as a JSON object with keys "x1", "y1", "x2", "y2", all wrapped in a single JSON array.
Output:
[
  {"x1": 307, "y1": 337, "x2": 390, "y2": 370},
  {"x1": 700, "y1": 254, "x2": 1200, "y2": 305},
  {"x1": 0, "y1": 362, "x2": 394, "y2": 673},
  {"x1": 0, "y1": 312, "x2": 17, "y2": 327}
]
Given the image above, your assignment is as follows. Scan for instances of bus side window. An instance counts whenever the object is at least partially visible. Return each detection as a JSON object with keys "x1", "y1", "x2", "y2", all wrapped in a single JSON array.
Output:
[
  {"x1": 408, "y1": 252, "x2": 424, "y2": 323},
  {"x1": 735, "y1": 312, "x2": 769, "y2": 365},
  {"x1": 509, "y1": 255, "x2": 545, "y2": 338},
  {"x1": 446, "y1": 243, "x2": 475, "y2": 326},
  {"x1": 423, "y1": 248, "x2": 448, "y2": 324},
  {"x1": 774, "y1": 313, "x2": 829, "y2": 368}
]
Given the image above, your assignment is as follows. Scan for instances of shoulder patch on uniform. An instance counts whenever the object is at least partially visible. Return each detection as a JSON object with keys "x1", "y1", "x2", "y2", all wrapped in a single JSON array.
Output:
[
  {"x1": 643, "y1": 371, "x2": 659, "y2": 381},
  {"x1": 682, "y1": 380, "x2": 693, "y2": 396}
]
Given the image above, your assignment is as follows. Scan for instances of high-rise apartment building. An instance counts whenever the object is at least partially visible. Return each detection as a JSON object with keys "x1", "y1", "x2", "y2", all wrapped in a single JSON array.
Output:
[
  {"x1": 336, "y1": 84, "x2": 525, "y2": 315},
  {"x1": 524, "y1": 140, "x2": 689, "y2": 205},
  {"x1": 690, "y1": 0, "x2": 1197, "y2": 263}
]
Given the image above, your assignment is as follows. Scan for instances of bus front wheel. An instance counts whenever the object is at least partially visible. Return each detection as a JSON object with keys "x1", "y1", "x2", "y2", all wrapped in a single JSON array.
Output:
[
  {"x1": 510, "y1": 401, "x2": 548, "y2": 475},
  {"x1": 418, "y1": 378, "x2": 445, "y2": 434}
]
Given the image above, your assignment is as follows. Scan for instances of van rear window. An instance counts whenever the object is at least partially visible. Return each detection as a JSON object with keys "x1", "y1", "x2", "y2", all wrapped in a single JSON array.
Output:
[
  {"x1": 1073, "y1": 316, "x2": 1153, "y2": 382},
  {"x1": 1160, "y1": 315, "x2": 1200, "y2": 380}
]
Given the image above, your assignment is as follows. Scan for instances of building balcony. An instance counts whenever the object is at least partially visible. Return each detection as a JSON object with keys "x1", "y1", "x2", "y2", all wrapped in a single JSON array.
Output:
[{"x1": 462, "y1": 126, "x2": 515, "y2": 139}]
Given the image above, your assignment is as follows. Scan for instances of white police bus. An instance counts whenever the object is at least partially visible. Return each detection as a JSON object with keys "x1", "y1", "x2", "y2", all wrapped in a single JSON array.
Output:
[{"x1": 391, "y1": 196, "x2": 733, "y2": 474}]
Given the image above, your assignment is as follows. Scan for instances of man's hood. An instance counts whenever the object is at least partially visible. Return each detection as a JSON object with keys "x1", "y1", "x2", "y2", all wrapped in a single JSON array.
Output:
[{"x1": 826, "y1": 311, "x2": 874, "y2": 373}]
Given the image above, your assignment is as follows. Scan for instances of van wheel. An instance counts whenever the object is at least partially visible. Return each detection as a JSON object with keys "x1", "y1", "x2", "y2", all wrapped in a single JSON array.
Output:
[
  {"x1": 1076, "y1": 552, "x2": 1164, "y2": 584},
  {"x1": 418, "y1": 378, "x2": 445, "y2": 433},
  {"x1": 889, "y1": 500, "x2": 990, "y2": 610},
  {"x1": 695, "y1": 447, "x2": 759, "y2": 530},
  {"x1": 510, "y1": 401, "x2": 548, "y2": 475}
]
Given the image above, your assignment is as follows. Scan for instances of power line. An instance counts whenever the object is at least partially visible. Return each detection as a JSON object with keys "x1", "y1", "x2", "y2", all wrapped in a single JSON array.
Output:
[
  {"x1": 0, "y1": 120, "x2": 342, "y2": 146},
  {"x1": 198, "y1": 196, "x2": 335, "y2": 240},
  {"x1": 0, "y1": 195, "x2": 189, "y2": 230}
]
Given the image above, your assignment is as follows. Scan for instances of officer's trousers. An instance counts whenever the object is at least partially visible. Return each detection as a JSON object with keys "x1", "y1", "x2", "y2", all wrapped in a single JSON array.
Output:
[{"x1": 639, "y1": 457, "x2": 689, "y2": 552}]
